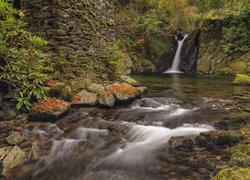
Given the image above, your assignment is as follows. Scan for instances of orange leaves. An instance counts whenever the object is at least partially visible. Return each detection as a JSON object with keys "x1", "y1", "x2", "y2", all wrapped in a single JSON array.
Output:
[
  {"x1": 32, "y1": 98, "x2": 68, "y2": 113},
  {"x1": 107, "y1": 84, "x2": 136, "y2": 97},
  {"x1": 47, "y1": 80, "x2": 57, "y2": 87},
  {"x1": 71, "y1": 95, "x2": 81, "y2": 104},
  {"x1": 97, "y1": 91, "x2": 113, "y2": 95},
  {"x1": 133, "y1": 38, "x2": 145, "y2": 47}
]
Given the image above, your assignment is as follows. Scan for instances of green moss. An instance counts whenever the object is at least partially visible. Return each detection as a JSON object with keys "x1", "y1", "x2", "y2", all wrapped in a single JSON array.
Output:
[
  {"x1": 232, "y1": 74, "x2": 250, "y2": 86},
  {"x1": 0, "y1": 110, "x2": 17, "y2": 120},
  {"x1": 212, "y1": 167, "x2": 250, "y2": 180},
  {"x1": 147, "y1": 37, "x2": 169, "y2": 56}
]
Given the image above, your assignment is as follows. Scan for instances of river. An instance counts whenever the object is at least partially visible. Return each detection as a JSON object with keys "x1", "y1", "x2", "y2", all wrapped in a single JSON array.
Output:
[{"x1": 12, "y1": 74, "x2": 246, "y2": 180}]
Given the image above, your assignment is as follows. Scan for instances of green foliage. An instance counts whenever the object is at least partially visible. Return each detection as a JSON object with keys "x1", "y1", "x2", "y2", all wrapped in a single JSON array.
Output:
[
  {"x1": 221, "y1": 11, "x2": 250, "y2": 53},
  {"x1": 109, "y1": 41, "x2": 126, "y2": 79},
  {"x1": 0, "y1": 0, "x2": 50, "y2": 110}
]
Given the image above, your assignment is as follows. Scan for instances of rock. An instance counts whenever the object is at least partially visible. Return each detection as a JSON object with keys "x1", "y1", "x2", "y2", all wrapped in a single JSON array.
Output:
[
  {"x1": 232, "y1": 74, "x2": 250, "y2": 86},
  {"x1": 97, "y1": 94, "x2": 115, "y2": 107},
  {"x1": 213, "y1": 115, "x2": 248, "y2": 130},
  {"x1": 47, "y1": 81, "x2": 73, "y2": 101},
  {"x1": 6, "y1": 132, "x2": 24, "y2": 146},
  {"x1": 188, "y1": 155, "x2": 216, "y2": 172},
  {"x1": 28, "y1": 143, "x2": 41, "y2": 161},
  {"x1": 228, "y1": 143, "x2": 250, "y2": 167},
  {"x1": 138, "y1": 98, "x2": 161, "y2": 108},
  {"x1": 2, "y1": 146, "x2": 26, "y2": 176},
  {"x1": 169, "y1": 136, "x2": 196, "y2": 151},
  {"x1": 29, "y1": 98, "x2": 71, "y2": 122},
  {"x1": 135, "y1": 87, "x2": 148, "y2": 96},
  {"x1": 107, "y1": 83, "x2": 138, "y2": 102},
  {"x1": 71, "y1": 90, "x2": 97, "y2": 106},
  {"x1": 0, "y1": 110, "x2": 17, "y2": 121},
  {"x1": 196, "y1": 130, "x2": 247, "y2": 149},
  {"x1": 119, "y1": 75, "x2": 139, "y2": 85},
  {"x1": 0, "y1": 147, "x2": 12, "y2": 161},
  {"x1": 212, "y1": 167, "x2": 250, "y2": 180},
  {"x1": 87, "y1": 84, "x2": 105, "y2": 93},
  {"x1": 52, "y1": 8, "x2": 70, "y2": 18}
]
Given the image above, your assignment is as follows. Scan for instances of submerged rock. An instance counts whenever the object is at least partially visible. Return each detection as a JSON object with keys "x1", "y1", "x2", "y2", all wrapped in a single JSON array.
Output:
[
  {"x1": 2, "y1": 146, "x2": 26, "y2": 176},
  {"x1": 6, "y1": 132, "x2": 24, "y2": 146},
  {"x1": 232, "y1": 74, "x2": 250, "y2": 86}
]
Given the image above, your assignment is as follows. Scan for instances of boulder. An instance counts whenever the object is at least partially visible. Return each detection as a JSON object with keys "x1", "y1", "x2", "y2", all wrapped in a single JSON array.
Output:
[
  {"x1": 119, "y1": 75, "x2": 139, "y2": 85},
  {"x1": 169, "y1": 136, "x2": 196, "y2": 151},
  {"x1": 97, "y1": 94, "x2": 116, "y2": 107},
  {"x1": 188, "y1": 155, "x2": 216, "y2": 172},
  {"x1": 28, "y1": 143, "x2": 41, "y2": 161},
  {"x1": 107, "y1": 83, "x2": 138, "y2": 102},
  {"x1": 2, "y1": 146, "x2": 26, "y2": 176},
  {"x1": 232, "y1": 74, "x2": 250, "y2": 86},
  {"x1": 71, "y1": 90, "x2": 97, "y2": 106},
  {"x1": 0, "y1": 147, "x2": 12, "y2": 161},
  {"x1": 135, "y1": 87, "x2": 148, "y2": 96},
  {"x1": 0, "y1": 110, "x2": 17, "y2": 121},
  {"x1": 87, "y1": 84, "x2": 105, "y2": 93},
  {"x1": 196, "y1": 130, "x2": 247, "y2": 149},
  {"x1": 138, "y1": 98, "x2": 161, "y2": 108},
  {"x1": 29, "y1": 98, "x2": 71, "y2": 122},
  {"x1": 6, "y1": 132, "x2": 24, "y2": 146}
]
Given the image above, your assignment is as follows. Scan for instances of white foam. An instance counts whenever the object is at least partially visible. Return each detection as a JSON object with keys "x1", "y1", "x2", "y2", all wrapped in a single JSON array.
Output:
[{"x1": 100, "y1": 124, "x2": 213, "y2": 168}]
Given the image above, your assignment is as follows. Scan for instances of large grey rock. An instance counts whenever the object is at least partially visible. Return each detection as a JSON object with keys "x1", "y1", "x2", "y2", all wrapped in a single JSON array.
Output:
[
  {"x1": 6, "y1": 132, "x2": 24, "y2": 146},
  {"x1": 71, "y1": 90, "x2": 97, "y2": 106},
  {"x1": 2, "y1": 146, "x2": 26, "y2": 176},
  {"x1": 97, "y1": 94, "x2": 115, "y2": 107}
]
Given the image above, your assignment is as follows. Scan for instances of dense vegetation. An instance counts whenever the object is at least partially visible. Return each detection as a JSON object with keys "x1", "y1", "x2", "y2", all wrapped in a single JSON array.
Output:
[{"x1": 0, "y1": 0, "x2": 51, "y2": 110}]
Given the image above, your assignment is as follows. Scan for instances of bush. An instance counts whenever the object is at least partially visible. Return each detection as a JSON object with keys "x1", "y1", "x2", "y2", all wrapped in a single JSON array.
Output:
[
  {"x1": 222, "y1": 12, "x2": 250, "y2": 53},
  {"x1": 0, "y1": 0, "x2": 50, "y2": 110}
]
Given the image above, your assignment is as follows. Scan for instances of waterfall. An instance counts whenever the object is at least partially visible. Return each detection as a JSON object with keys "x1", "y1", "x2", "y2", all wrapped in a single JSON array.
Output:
[{"x1": 164, "y1": 34, "x2": 188, "y2": 74}]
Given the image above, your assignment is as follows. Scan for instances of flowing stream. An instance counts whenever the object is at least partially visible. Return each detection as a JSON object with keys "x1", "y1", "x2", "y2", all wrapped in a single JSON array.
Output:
[{"x1": 12, "y1": 75, "x2": 246, "y2": 180}]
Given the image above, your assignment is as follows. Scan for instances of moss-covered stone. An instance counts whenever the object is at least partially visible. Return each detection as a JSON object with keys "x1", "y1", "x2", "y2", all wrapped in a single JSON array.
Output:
[
  {"x1": 212, "y1": 167, "x2": 250, "y2": 180},
  {"x1": 232, "y1": 74, "x2": 250, "y2": 86},
  {"x1": 0, "y1": 110, "x2": 17, "y2": 121}
]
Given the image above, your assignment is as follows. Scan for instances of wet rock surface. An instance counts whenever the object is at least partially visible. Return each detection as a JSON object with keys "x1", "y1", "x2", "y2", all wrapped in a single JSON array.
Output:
[{"x1": 6, "y1": 132, "x2": 24, "y2": 146}]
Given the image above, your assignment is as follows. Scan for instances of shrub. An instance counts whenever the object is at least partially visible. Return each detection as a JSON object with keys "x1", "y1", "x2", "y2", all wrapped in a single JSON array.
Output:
[{"x1": 0, "y1": 0, "x2": 50, "y2": 110}]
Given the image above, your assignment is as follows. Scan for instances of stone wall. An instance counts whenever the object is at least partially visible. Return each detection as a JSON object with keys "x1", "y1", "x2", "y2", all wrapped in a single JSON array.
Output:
[{"x1": 21, "y1": 0, "x2": 116, "y2": 81}]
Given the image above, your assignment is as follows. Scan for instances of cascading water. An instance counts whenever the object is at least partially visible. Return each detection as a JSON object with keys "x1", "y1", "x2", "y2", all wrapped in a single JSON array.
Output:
[{"x1": 164, "y1": 34, "x2": 188, "y2": 74}]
